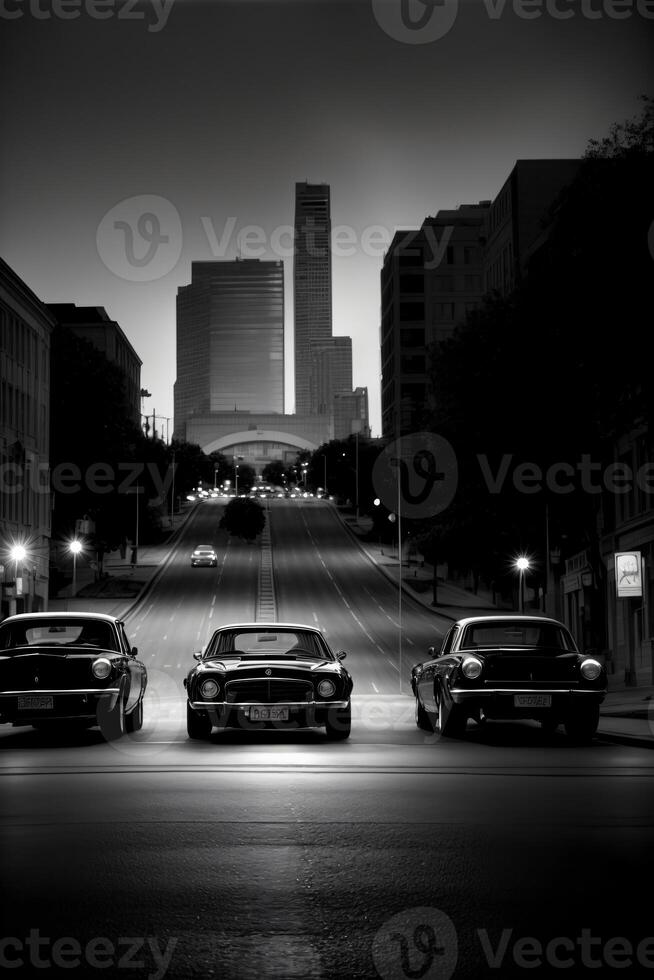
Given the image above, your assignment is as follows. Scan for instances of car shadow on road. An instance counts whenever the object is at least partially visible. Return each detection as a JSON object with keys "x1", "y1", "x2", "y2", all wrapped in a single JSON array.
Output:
[
  {"x1": 456, "y1": 719, "x2": 605, "y2": 748},
  {"x1": 0, "y1": 723, "x2": 108, "y2": 749}
]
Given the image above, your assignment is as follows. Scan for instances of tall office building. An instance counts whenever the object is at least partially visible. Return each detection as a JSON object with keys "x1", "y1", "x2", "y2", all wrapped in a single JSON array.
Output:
[
  {"x1": 174, "y1": 259, "x2": 284, "y2": 436},
  {"x1": 293, "y1": 182, "x2": 332, "y2": 414},
  {"x1": 309, "y1": 336, "x2": 352, "y2": 415}
]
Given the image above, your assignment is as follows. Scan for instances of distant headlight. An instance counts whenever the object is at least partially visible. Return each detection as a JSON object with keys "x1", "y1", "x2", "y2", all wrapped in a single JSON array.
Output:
[
  {"x1": 580, "y1": 658, "x2": 602, "y2": 681},
  {"x1": 317, "y1": 679, "x2": 336, "y2": 698},
  {"x1": 200, "y1": 679, "x2": 220, "y2": 699},
  {"x1": 461, "y1": 657, "x2": 483, "y2": 680},
  {"x1": 92, "y1": 657, "x2": 112, "y2": 680}
]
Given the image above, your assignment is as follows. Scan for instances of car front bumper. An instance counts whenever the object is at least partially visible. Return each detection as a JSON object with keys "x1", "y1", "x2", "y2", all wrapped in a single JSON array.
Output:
[
  {"x1": 0, "y1": 688, "x2": 121, "y2": 725},
  {"x1": 449, "y1": 687, "x2": 606, "y2": 717},
  {"x1": 189, "y1": 699, "x2": 349, "y2": 728}
]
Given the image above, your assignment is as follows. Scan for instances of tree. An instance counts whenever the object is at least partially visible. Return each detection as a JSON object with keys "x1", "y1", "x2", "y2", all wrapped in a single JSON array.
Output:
[{"x1": 219, "y1": 497, "x2": 265, "y2": 540}]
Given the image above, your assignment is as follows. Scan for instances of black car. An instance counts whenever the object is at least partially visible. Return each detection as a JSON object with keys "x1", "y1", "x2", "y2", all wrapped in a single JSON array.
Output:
[
  {"x1": 411, "y1": 615, "x2": 607, "y2": 742},
  {"x1": 184, "y1": 622, "x2": 353, "y2": 740},
  {"x1": 0, "y1": 612, "x2": 147, "y2": 740}
]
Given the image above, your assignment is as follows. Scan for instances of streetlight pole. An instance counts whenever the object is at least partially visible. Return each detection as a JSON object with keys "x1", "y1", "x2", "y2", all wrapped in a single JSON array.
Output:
[
  {"x1": 516, "y1": 556, "x2": 530, "y2": 612},
  {"x1": 70, "y1": 539, "x2": 82, "y2": 601}
]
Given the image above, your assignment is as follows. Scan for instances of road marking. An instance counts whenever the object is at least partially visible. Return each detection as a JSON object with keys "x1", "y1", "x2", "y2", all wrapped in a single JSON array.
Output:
[
  {"x1": 371, "y1": 682, "x2": 379, "y2": 693},
  {"x1": 386, "y1": 658, "x2": 400, "y2": 673}
]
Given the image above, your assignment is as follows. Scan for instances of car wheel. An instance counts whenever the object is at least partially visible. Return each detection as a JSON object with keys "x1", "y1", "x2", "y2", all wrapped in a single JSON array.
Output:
[
  {"x1": 125, "y1": 698, "x2": 144, "y2": 733},
  {"x1": 415, "y1": 698, "x2": 433, "y2": 732},
  {"x1": 187, "y1": 702, "x2": 212, "y2": 740},
  {"x1": 435, "y1": 687, "x2": 466, "y2": 738},
  {"x1": 324, "y1": 704, "x2": 351, "y2": 740},
  {"x1": 98, "y1": 695, "x2": 126, "y2": 741},
  {"x1": 564, "y1": 705, "x2": 599, "y2": 743}
]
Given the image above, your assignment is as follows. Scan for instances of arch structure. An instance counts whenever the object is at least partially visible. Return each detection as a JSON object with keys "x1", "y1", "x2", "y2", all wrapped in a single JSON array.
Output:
[{"x1": 203, "y1": 429, "x2": 318, "y2": 457}]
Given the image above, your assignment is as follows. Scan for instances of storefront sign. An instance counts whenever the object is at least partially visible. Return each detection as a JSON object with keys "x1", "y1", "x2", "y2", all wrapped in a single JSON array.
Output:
[{"x1": 615, "y1": 551, "x2": 642, "y2": 598}]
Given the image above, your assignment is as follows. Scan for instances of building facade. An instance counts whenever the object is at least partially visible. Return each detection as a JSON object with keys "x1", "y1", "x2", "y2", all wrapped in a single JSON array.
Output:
[
  {"x1": 0, "y1": 258, "x2": 55, "y2": 616},
  {"x1": 293, "y1": 182, "x2": 333, "y2": 415},
  {"x1": 174, "y1": 259, "x2": 284, "y2": 437},
  {"x1": 380, "y1": 203, "x2": 489, "y2": 440},
  {"x1": 334, "y1": 387, "x2": 370, "y2": 440},
  {"x1": 484, "y1": 159, "x2": 580, "y2": 296},
  {"x1": 47, "y1": 304, "x2": 142, "y2": 425},
  {"x1": 309, "y1": 336, "x2": 353, "y2": 416}
]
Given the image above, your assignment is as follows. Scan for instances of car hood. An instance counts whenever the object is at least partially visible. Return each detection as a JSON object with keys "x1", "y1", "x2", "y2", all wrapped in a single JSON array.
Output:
[{"x1": 197, "y1": 658, "x2": 342, "y2": 675}]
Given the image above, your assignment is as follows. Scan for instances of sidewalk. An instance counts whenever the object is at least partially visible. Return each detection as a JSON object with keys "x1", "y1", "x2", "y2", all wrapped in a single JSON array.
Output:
[
  {"x1": 49, "y1": 501, "x2": 200, "y2": 619},
  {"x1": 337, "y1": 508, "x2": 654, "y2": 747}
]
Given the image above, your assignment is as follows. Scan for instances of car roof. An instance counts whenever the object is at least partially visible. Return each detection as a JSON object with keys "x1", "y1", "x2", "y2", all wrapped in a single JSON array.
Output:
[
  {"x1": 1, "y1": 611, "x2": 121, "y2": 625},
  {"x1": 194, "y1": 545, "x2": 215, "y2": 549},
  {"x1": 211, "y1": 621, "x2": 324, "y2": 633},
  {"x1": 453, "y1": 614, "x2": 568, "y2": 629}
]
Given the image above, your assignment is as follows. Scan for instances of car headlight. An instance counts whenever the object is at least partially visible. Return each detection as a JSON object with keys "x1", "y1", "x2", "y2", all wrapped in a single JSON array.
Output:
[
  {"x1": 92, "y1": 657, "x2": 112, "y2": 680},
  {"x1": 461, "y1": 657, "x2": 483, "y2": 680},
  {"x1": 317, "y1": 679, "x2": 336, "y2": 698},
  {"x1": 200, "y1": 679, "x2": 220, "y2": 699},
  {"x1": 580, "y1": 658, "x2": 602, "y2": 681}
]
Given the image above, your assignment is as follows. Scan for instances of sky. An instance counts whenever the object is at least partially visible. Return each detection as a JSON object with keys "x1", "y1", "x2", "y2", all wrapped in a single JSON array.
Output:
[{"x1": 1, "y1": 0, "x2": 652, "y2": 437}]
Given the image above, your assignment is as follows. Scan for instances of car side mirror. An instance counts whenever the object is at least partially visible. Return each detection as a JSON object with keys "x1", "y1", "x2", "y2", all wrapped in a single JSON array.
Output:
[
  {"x1": 193, "y1": 651, "x2": 202, "y2": 661},
  {"x1": 131, "y1": 646, "x2": 138, "y2": 657},
  {"x1": 337, "y1": 651, "x2": 347, "y2": 661},
  {"x1": 428, "y1": 644, "x2": 442, "y2": 659}
]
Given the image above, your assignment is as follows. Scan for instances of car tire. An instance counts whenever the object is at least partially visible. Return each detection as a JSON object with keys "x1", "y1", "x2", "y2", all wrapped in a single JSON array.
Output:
[
  {"x1": 187, "y1": 702, "x2": 212, "y2": 740},
  {"x1": 98, "y1": 695, "x2": 126, "y2": 741},
  {"x1": 324, "y1": 704, "x2": 351, "y2": 740},
  {"x1": 564, "y1": 705, "x2": 599, "y2": 743},
  {"x1": 415, "y1": 698, "x2": 433, "y2": 732},
  {"x1": 435, "y1": 687, "x2": 467, "y2": 738},
  {"x1": 125, "y1": 698, "x2": 144, "y2": 733}
]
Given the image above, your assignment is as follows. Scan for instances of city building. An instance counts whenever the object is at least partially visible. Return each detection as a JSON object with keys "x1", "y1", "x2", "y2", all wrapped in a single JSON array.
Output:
[
  {"x1": 294, "y1": 182, "x2": 333, "y2": 415},
  {"x1": 47, "y1": 304, "x2": 142, "y2": 425},
  {"x1": 174, "y1": 259, "x2": 284, "y2": 437},
  {"x1": 380, "y1": 203, "x2": 489, "y2": 440},
  {"x1": 484, "y1": 159, "x2": 581, "y2": 296},
  {"x1": 333, "y1": 387, "x2": 370, "y2": 440},
  {"x1": 0, "y1": 258, "x2": 56, "y2": 615},
  {"x1": 309, "y1": 336, "x2": 353, "y2": 416}
]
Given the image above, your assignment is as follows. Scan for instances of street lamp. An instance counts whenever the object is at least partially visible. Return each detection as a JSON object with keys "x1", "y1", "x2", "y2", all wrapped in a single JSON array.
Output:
[
  {"x1": 9, "y1": 544, "x2": 26, "y2": 616},
  {"x1": 515, "y1": 556, "x2": 530, "y2": 612},
  {"x1": 69, "y1": 539, "x2": 83, "y2": 600}
]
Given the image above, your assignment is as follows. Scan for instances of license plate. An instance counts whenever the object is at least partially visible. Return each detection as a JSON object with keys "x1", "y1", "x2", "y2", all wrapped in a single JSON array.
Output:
[
  {"x1": 18, "y1": 696, "x2": 54, "y2": 711},
  {"x1": 249, "y1": 707, "x2": 290, "y2": 722},
  {"x1": 514, "y1": 694, "x2": 552, "y2": 708}
]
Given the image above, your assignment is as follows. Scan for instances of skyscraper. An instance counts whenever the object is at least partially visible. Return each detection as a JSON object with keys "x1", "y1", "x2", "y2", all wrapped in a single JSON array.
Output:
[
  {"x1": 174, "y1": 259, "x2": 284, "y2": 436},
  {"x1": 293, "y1": 182, "x2": 332, "y2": 414}
]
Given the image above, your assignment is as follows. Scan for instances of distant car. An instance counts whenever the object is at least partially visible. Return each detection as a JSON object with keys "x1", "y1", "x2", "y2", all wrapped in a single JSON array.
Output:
[
  {"x1": 184, "y1": 622, "x2": 353, "y2": 740},
  {"x1": 411, "y1": 615, "x2": 607, "y2": 742},
  {"x1": 0, "y1": 612, "x2": 147, "y2": 740},
  {"x1": 191, "y1": 545, "x2": 218, "y2": 567}
]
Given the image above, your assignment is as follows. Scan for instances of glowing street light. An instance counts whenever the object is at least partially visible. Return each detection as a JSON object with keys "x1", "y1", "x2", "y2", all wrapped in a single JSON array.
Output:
[
  {"x1": 515, "y1": 556, "x2": 530, "y2": 612},
  {"x1": 69, "y1": 539, "x2": 83, "y2": 600}
]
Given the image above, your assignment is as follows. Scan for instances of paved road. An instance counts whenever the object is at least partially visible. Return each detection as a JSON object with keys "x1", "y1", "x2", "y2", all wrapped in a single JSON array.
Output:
[{"x1": 1, "y1": 498, "x2": 653, "y2": 979}]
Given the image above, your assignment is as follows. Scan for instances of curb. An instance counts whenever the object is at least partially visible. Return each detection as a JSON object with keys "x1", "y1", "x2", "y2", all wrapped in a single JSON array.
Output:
[
  {"x1": 329, "y1": 506, "x2": 456, "y2": 620},
  {"x1": 119, "y1": 503, "x2": 203, "y2": 620}
]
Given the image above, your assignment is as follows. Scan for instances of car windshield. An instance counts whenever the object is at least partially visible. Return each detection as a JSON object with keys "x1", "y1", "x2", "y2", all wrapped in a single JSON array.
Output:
[
  {"x1": 194, "y1": 547, "x2": 214, "y2": 553},
  {"x1": 205, "y1": 628, "x2": 334, "y2": 661},
  {"x1": 460, "y1": 620, "x2": 577, "y2": 651},
  {"x1": 0, "y1": 618, "x2": 119, "y2": 652}
]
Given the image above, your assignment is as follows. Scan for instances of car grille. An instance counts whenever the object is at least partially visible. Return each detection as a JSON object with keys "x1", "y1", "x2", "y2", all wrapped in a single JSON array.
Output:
[{"x1": 225, "y1": 678, "x2": 313, "y2": 703}]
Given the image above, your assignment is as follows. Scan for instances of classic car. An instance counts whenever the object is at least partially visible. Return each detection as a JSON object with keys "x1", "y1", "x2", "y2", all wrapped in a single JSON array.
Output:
[
  {"x1": 191, "y1": 545, "x2": 218, "y2": 567},
  {"x1": 411, "y1": 615, "x2": 607, "y2": 742},
  {"x1": 0, "y1": 612, "x2": 147, "y2": 740},
  {"x1": 184, "y1": 622, "x2": 353, "y2": 740}
]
